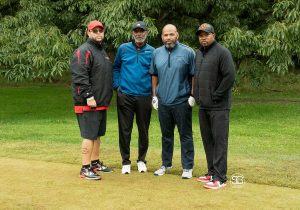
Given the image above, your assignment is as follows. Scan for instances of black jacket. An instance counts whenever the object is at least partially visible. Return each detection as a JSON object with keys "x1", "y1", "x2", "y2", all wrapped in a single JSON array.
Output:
[
  {"x1": 70, "y1": 38, "x2": 113, "y2": 106},
  {"x1": 194, "y1": 41, "x2": 235, "y2": 110}
]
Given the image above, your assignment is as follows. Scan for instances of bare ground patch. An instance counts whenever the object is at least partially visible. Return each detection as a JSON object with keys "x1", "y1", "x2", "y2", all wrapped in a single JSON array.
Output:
[{"x1": 1, "y1": 157, "x2": 299, "y2": 209}]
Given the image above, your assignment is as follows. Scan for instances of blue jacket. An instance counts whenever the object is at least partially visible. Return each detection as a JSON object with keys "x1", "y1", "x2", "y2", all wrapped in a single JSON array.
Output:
[
  {"x1": 113, "y1": 41, "x2": 155, "y2": 96},
  {"x1": 149, "y1": 42, "x2": 195, "y2": 105}
]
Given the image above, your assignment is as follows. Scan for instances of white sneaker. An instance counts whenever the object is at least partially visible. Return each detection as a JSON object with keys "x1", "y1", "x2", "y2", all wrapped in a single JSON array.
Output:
[
  {"x1": 137, "y1": 161, "x2": 147, "y2": 173},
  {"x1": 153, "y1": 166, "x2": 172, "y2": 176},
  {"x1": 182, "y1": 169, "x2": 193, "y2": 179},
  {"x1": 121, "y1": 164, "x2": 131, "y2": 174}
]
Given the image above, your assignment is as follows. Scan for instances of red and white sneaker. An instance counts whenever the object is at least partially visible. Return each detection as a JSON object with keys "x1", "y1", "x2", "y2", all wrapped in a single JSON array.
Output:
[
  {"x1": 204, "y1": 181, "x2": 226, "y2": 189},
  {"x1": 80, "y1": 167, "x2": 101, "y2": 180},
  {"x1": 196, "y1": 175, "x2": 212, "y2": 183}
]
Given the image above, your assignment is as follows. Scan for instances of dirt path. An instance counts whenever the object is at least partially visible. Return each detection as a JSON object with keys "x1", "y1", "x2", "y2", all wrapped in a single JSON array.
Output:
[{"x1": 1, "y1": 157, "x2": 299, "y2": 209}]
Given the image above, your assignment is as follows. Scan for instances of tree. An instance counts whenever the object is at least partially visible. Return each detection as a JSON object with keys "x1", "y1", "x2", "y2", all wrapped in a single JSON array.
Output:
[
  {"x1": 0, "y1": 0, "x2": 74, "y2": 81},
  {"x1": 222, "y1": 0, "x2": 300, "y2": 85},
  {"x1": 0, "y1": 0, "x2": 299, "y2": 84}
]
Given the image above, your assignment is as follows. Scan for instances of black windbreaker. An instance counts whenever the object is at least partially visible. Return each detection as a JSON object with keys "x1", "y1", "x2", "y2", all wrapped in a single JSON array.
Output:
[
  {"x1": 70, "y1": 38, "x2": 113, "y2": 106},
  {"x1": 194, "y1": 41, "x2": 235, "y2": 110}
]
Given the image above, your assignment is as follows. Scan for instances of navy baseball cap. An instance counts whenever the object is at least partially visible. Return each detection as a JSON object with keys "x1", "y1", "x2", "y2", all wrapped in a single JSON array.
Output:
[{"x1": 132, "y1": 21, "x2": 148, "y2": 31}]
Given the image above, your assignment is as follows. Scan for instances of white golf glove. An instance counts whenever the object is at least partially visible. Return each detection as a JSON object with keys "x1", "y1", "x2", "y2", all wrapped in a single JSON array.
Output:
[
  {"x1": 188, "y1": 96, "x2": 195, "y2": 107},
  {"x1": 152, "y1": 96, "x2": 158, "y2": 110}
]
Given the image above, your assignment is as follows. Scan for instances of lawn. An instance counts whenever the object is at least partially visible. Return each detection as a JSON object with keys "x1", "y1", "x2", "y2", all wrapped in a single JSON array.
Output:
[
  {"x1": 0, "y1": 84, "x2": 300, "y2": 209},
  {"x1": 0, "y1": 84, "x2": 299, "y2": 189}
]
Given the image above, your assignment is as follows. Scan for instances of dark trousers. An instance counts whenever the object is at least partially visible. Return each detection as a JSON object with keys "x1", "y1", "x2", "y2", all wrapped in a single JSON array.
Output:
[
  {"x1": 198, "y1": 109, "x2": 230, "y2": 183},
  {"x1": 117, "y1": 91, "x2": 152, "y2": 165},
  {"x1": 158, "y1": 102, "x2": 194, "y2": 169}
]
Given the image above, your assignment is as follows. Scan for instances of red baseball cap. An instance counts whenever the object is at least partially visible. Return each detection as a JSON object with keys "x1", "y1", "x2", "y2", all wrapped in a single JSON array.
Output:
[{"x1": 87, "y1": 20, "x2": 104, "y2": 30}]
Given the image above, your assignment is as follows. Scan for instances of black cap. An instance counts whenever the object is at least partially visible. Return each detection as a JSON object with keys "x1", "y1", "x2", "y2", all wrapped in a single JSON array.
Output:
[
  {"x1": 196, "y1": 23, "x2": 214, "y2": 36},
  {"x1": 132, "y1": 21, "x2": 148, "y2": 31}
]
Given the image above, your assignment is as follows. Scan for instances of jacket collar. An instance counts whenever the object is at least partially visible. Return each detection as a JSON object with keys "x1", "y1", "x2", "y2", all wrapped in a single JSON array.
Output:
[
  {"x1": 87, "y1": 38, "x2": 103, "y2": 49},
  {"x1": 132, "y1": 40, "x2": 147, "y2": 49}
]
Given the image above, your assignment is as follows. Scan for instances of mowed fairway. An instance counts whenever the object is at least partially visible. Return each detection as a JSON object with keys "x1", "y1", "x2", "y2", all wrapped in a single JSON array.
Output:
[
  {"x1": 0, "y1": 85, "x2": 300, "y2": 209},
  {"x1": 1, "y1": 157, "x2": 299, "y2": 210}
]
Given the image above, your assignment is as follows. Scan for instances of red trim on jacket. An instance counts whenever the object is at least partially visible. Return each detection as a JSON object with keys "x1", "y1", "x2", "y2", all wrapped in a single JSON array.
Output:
[
  {"x1": 86, "y1": 50, "x2": 91, "y2": 64},
  {"x1": 74, "y1": 106, "x2": 109, "y2": 114},
  {"x1": 76, "y1": 49, "x2": 80, "y2": 64}
]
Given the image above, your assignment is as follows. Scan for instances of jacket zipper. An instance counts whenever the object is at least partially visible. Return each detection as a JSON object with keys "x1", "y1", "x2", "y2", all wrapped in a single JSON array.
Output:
[
  {"x1": 168, "y1": 51, "x2": 171, "y2": 68},
  {"x1": 137, "y1": 48, "x2": 140, "y2": 63}
]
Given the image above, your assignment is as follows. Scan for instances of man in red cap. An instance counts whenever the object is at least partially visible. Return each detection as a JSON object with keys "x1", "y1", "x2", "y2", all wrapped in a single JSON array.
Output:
[{"x1": 70, "y1": 20, "x2": 113, "y2": 180}]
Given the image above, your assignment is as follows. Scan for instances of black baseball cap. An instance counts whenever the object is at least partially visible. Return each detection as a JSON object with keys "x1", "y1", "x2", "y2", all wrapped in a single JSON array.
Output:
[
  {"x1": 132, "y1": 21, "x2": 148, "y2": 31},
  {"x1": 196, "y1": 23, "x2": 214, "y2": 36}
]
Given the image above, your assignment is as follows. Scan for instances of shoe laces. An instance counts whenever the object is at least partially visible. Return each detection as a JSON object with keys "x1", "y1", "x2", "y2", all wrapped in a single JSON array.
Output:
[
  {"x1": 83, "y1": 168, "x2": 97, "y2": 176},
  {"x1": 98, "y1": 161, "x2": 108, "y2": 168}
]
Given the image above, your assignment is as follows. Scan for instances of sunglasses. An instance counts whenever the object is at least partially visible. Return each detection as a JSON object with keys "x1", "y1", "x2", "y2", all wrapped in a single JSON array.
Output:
[{"x1": 91, "y1": 28, "x2": 104, "y2": 33}]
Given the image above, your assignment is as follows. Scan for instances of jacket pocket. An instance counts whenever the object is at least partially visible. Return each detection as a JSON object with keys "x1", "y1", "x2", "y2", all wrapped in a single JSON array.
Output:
[{"x1": 198, "y1": 88, "x2": 213, "y2": 107}]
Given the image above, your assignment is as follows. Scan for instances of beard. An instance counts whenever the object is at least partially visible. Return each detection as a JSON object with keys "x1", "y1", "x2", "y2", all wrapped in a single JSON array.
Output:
[
  {"x1": 164, "y1": 42, "x2": 176, "y2": 49},
  {"x1": 133, "y1": 35, "x2": 147, "y2": 44}
]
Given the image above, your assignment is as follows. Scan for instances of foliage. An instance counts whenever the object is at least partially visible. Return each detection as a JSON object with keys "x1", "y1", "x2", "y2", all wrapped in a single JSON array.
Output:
[
  {"x1": 0, "y1": 0, "x2": 73, "y2": 82},
  {"x1": 0, "y1": 0, "x2": 299, "y2": 83},
  {"x1": 222, "y1": 0, "x2": 300, "y2": 77}
]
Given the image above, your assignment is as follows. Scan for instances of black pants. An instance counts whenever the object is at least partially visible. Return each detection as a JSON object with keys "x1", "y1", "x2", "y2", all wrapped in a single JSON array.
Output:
[
  {"x1": 117, "y1": 91, "x2": 152, "y2": 165},
  {"x1": 158, "y1": 102, "x2": 194, "y2": 169},
  {"x1": 199, "y1": 109, "x2": 230, "y2": 183}
]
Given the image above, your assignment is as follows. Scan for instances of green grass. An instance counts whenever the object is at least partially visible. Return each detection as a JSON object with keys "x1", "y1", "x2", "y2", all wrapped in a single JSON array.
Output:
[{"x1": 0, "y1": 84, "x2": 299, "y2": 189}]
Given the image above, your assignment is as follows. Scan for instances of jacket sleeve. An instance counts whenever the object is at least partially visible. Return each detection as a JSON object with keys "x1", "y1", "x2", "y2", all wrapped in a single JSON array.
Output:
[
  {"x1": 149, "y1": 51, "x2": 158, "y2": 75},
  {"x1": 189, "y1": 49, "x2": 196, "y2": 76},
  {"x1": 70, "y1": 47, "x2": 93, "y2": 99},
  {"x1": 112, "y1": 46, "x2": 122, "y2": 90},
  {"x1": 212, "y1": 48, "x2": 235, "y2": 101}
]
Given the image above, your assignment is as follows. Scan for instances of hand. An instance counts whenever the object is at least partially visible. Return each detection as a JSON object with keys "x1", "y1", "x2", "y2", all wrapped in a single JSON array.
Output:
[
  {"x1": 87, "y1": 97, "x2": 97, "y2": 107},
  {"x1": 188, "y1": 96, "x2": 195, "y2": 107},
  {"x1": 152, "y1": 96, "x2": 158, "y2": 110}
]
